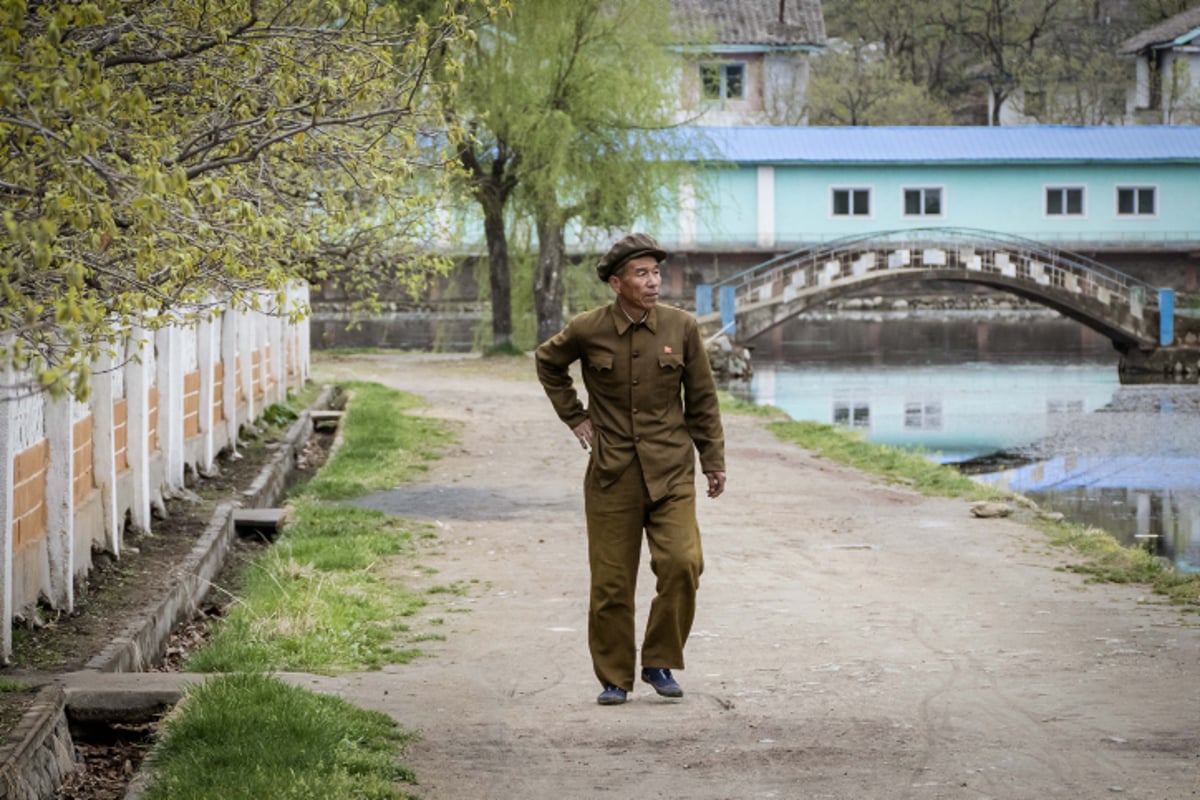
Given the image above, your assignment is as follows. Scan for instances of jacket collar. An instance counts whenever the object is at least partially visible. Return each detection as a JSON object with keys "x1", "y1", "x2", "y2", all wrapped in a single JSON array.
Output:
[{"x1": 611, "y1": 301, "x2": 657, "y2": 335}]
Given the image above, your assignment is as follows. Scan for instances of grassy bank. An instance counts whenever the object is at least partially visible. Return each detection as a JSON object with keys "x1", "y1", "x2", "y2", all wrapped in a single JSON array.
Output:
[
  {"x1": 144, "y1": 382, "x2": 453, "y2": 799},
  {"x1": 722, "y1": 395, "x2": 1200, "y2": 607}
]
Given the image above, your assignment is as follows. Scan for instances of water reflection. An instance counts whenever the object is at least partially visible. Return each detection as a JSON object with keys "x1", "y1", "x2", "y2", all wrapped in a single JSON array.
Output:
[
  {"x1": 974, "y1": 386, "x2": 1200, "y2": 573},
  {"x1": 753, "y1": 362, "x2": 1119, "y2": 463},
  {"x1": 747, "y1": 317, "x2": 1200, "y2": 572}
]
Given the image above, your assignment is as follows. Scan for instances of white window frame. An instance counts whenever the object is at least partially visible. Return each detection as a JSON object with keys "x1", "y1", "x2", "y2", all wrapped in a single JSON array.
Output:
[
  {"x1": 830, "y1": 186, "x2": 873, "y2": 219},
  {"x1": 699, "y1": 61, "x2": 746, "y2": 103},
  {"x1": 901, "y1": 186, "x2": 945, "y2": 219},
  {"x1": 1115, "y1": 185, "x2": 1158, "y2": 217},
  {"x1": 1044, "y1": 185, "x2": 1087, "y2": 217}
]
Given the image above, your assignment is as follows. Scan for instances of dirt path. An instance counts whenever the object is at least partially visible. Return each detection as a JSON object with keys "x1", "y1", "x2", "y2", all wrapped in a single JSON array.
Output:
[{"x1": 312, "y1": 352, "x2": 1199, "y2": 800}]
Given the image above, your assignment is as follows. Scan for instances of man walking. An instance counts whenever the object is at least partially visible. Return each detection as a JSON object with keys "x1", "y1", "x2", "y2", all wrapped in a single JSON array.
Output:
[{"x1": 535, "y1": 232, "x2": 726, "y2": 706}]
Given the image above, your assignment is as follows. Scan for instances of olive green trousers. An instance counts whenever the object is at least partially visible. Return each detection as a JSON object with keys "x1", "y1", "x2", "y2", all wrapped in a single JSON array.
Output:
[{"x1": 583, "y1": 457, "x2": 704, "y2": 691}]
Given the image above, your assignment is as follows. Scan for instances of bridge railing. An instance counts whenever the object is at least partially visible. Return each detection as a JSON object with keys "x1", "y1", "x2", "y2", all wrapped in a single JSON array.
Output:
[{"x1": 704, "y1": 228, "x2": 1162, "y2": 336}]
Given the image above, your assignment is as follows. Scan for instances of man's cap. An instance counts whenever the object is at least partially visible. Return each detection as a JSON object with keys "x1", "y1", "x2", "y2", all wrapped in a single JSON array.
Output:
[{"x1": 595, "y1": 233, "x2": 667, "y2": 282}]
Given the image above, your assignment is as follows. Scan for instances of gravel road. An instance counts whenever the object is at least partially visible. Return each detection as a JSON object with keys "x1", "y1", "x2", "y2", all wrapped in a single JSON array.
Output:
[{"x1": 312, "y1": 352, "x2": 1199, "y2": 800}]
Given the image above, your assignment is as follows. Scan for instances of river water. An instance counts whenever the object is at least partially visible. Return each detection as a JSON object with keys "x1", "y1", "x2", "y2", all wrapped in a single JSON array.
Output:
[{"x1": 742, "y1": 313, "x2": 1200, "y2": 573}]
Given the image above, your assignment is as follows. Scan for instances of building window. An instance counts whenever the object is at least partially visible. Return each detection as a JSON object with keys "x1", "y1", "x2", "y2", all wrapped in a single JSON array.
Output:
[
  {"x1": 1117, "y1": 186, "x2": 1156, "y2": 216},
  {"x1": 833, "y1": 400, "x2": 870, "y2": 430},
  {"x1": 700, "y1": 62, "x2": 745, "y2": 101},
  {"x1": 1047, "y1": 399, "x2": 1085, "y2": 415},
  {"x1": 904, "y1": 400, "x2": 943, "y2": 430},
  {"x1": 903, "y1": 187, "x2": 943, "y2": 217},
  {"x1": 1046, "y1": 186, "x2": 1084, "y2": 216},
  {"x1": 832, "y1": 187, "x2": 871, "y2": 217}
]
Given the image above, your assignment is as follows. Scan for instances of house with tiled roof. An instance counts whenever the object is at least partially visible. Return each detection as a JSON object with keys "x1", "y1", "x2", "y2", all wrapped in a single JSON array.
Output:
[
  {"x1": 1122, "y1": 5, "x2": 1200, "y2": 124},
  {"x1": 670, "y1": 0, "x2": 826, "y2": 126}
]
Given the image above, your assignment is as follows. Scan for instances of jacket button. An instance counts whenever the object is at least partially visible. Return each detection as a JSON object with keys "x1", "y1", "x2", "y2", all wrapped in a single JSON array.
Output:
[
  {"x1": 633, "y1": 436, "x2": 641, "y2": 443},
  {"x1": 632, "y1": 350, "x2": 639, "y2": 357},
  {"x1": 632, "y1": 408, "x2": 639, "y2": 414}
]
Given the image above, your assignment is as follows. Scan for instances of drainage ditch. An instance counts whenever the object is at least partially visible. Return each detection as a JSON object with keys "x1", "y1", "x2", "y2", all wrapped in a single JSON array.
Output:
[{"x1": 0, "y1": 386, "x2": 341, "y2": 800}]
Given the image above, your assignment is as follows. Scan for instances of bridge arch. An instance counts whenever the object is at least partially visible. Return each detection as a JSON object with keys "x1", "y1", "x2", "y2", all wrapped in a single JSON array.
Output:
[{"x1": 695, "y1": 228, "x2": 1170, "y2": 354}]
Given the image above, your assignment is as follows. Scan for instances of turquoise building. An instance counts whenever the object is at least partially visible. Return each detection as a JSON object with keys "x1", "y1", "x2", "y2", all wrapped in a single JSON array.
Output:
[
  {"x1": 662, "y1": 125, "x2": 1200, "y2": 246},
  {"x1": 626, "y1": 125, "x2": 1200, "y2": 291}
]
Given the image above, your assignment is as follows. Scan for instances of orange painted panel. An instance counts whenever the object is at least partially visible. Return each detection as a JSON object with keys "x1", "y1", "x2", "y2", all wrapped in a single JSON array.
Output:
[
  {"x1": 212, "y1": 361, "x2": 225, "y2": 424},
  {"x1": 11, "y1": 442, "x2": 47, "y2": 548},
  {"x1": 14, "y1": 440, "x2": 47, "y2": 483},
  {"x1": 113, "y1": 399, "x2": 129, "y2": 473},
  {"x1": 183, "y1": 369, "x2": 201, "y2": 438},
  {"x1": 73, "y1": 416, "x2": 95, "y2": 505}
]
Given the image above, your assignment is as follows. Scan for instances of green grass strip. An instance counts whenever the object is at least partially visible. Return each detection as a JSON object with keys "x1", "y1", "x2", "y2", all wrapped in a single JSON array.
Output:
[
  {"x1": 143, "y1": 673, "x2": 414, "y2": 800},
  {"x1": 188, "y1": 380, "x2": 451, "y2": 674},
  {"x1": 1043, "y1": 521, "x2": 1200, "y2": 606},
  {"x1": 296, "y1": 381, "x2": 453, "y2": 501},
  {"x1": 766, "y1": 419, "x2": 1004, "y2": 500},
  {"x1": 185, "y1": 502, "x2": 429, "y2": 674}
]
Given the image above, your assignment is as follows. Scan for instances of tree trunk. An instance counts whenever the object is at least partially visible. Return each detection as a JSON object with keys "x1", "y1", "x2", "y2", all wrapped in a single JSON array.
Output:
[
  {"x1": 534, "y1": 216, "x2": 566, "y2": 345},
  {"x1": 481, "y1": 196, "x2": 513, "y2": 349}
]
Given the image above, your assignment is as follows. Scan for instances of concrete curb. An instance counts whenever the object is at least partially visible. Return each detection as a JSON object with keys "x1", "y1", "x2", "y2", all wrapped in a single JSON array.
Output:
[
  {"x1": 0, "y1": 687, "x2": 73, "y2": 800},
  {"x1": 0, "y1": 385, "x2": 339, "y2": 799}
]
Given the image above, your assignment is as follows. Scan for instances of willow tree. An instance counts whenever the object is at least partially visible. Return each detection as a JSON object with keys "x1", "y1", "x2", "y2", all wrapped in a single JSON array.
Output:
[
  {"x1": 453, "y1": 0, "x2": 690, "y2": 347},
  {"x1": 1, "y1": 0, "x2": 484, "y2": 398}
]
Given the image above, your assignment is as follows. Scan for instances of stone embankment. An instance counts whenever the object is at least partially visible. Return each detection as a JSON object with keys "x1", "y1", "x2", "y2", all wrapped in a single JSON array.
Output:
[{"x1": 706, "y1": 334, "x2": 753, "y2": 383}]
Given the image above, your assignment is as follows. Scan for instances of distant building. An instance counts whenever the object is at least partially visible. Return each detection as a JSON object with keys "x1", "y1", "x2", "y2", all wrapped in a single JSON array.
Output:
[
  {"x1": 669, "y1": 0, "x2": 826, "y2": 126},
  {"x1": 1122, "y1": 5, "x2": 1200, "y2": 124},
  {"x1": 641, "y1": 125, "x2": 1200, "y2": 292}
]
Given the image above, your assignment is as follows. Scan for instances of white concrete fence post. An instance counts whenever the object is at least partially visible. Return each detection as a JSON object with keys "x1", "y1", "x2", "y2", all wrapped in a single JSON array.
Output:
[
  {"x1": 220, "y1": 309, "x2": 239, "y2": 453},
  {"x1": 297, "y1": 283, "x2": 311, "y2": 386},
  {"x1": 90, "y1": 346, "x2": 121, "y2": 555},
  {"x1": 239, "y1": 307, "x2": 255, "y2": 425},
  {"x1": 0, "y1": 357, "x2": 15, "y2": 662},
  {"x1": 156, "y1": 325, "x2": 185, "y2": 491},
  {"x1": 125, "y1": 328, "x2": 153, "y2": 533},
  {"x1": 44, "y1": 395, "x2": 74, "y2": 612},
  {"x1": 197, "y1": 309, "x2": 218, "y2": 474},
  {"x1": 271, "y1": 313, "x2": 286, "y2": 404}
]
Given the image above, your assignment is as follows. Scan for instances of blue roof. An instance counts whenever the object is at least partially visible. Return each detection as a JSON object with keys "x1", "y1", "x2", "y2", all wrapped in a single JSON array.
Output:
[
  {"x1": 985, "y1": 455, "x2": 1200, "y2": 492},
  {"x1": 688, "y1": 125, "x2": 1200, "y2": 164}
]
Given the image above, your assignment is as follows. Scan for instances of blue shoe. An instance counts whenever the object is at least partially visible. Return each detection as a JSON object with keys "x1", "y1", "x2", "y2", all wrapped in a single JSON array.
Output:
[
  {"x1": 597, "y1": 684, "x2": 628, "y2": 705},
  {"x1": 641, "y1": 667, "x2": 683, "y2": 698}
]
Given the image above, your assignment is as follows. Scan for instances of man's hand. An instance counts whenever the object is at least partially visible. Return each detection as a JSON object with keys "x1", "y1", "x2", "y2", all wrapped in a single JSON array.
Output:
[
  {"x1": 572, "y1": 419, "x2": 594, "y2": 451},
  {"x1": 705, "y1": 471, "x2": 726, "y2": 499}
]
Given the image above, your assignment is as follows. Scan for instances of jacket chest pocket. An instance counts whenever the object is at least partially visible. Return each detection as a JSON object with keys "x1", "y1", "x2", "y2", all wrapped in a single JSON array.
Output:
[
  {"x1": 584, "y1": 351, "x2": 623, "y2": 399},
  {"x1": 654, "y1": 353, "x2": 684, "y2": 401},
  {"x1": 586, "y1": 352, "x2": 614, "y2": 373}
]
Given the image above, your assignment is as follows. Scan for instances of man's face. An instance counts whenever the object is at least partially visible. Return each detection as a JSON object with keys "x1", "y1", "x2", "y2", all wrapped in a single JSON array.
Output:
[{"x1": 609, "y1": 254, "x2": 662, "y2": 316}]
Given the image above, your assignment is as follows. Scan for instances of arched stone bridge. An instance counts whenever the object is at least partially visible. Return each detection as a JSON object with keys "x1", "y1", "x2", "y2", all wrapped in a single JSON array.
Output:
[{"x1": 695, "y1": 227, "x2": 1178, "y2": 357}]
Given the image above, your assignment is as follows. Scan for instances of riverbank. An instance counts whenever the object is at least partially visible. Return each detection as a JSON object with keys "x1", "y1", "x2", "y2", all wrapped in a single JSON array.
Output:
[{"x1": 308, "y1": 351, "x2": 1199, "y2": 800}]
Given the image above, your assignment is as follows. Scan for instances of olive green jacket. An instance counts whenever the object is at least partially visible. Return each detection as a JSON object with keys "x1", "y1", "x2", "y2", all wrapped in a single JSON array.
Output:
[{"x1": 535, "y1": 302, "x2": 725, "y2": 501}]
